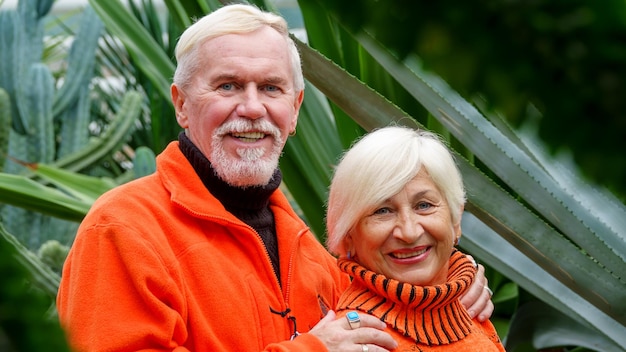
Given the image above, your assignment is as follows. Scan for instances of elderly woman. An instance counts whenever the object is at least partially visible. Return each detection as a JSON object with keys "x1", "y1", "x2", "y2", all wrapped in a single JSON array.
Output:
[{"x1": 326, "y1": 126, "x2": 505, "y2": 352}]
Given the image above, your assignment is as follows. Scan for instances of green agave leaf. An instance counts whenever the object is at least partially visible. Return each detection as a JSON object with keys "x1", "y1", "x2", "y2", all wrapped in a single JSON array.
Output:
[
  {"x1": 462, "y1": 212, "x2": 626, "y2": 349},
  {"x1": 0, "y1": 173, "x2": 89, "y2": 222},
  {"x1": 279, "y1": 148, "x2": 325, "y2": 237},
  {"x1": 300, "y1": 7, "x2": 370, "y2": 148},
  {"x1": 356, "y1": 33, "x2": 625, "y2": 277},
  {"x1": 298, "y1": 0, "x2": 343, "y2": 65},
  {"x1": 347, "y1": 32, "x2": 625, "y2": 318},
  {"x1": 161, "y1": 0, "x2": 194, "y2": 30},
  {"x1": 25, "y1": 163, "x2": 116, "y2": 204},
  {"x1": 293, "y1": 13, "x2": 625, "y2": 344},
  {"x1": 516, "y1": 126, "x2": 626, "y2": 245},
  {"x1": 127, "y1": 0, "x2": 168, "y2": 49},
  {"x1": 505, "y1": 300, "x2": 623, "y2": 352},
  {"x1": 289, "y1": 83, "x2": 341, "y2": 195},
  {"x1": 88, "y1": 0, "x2": 174, "y2": 100},
  {"x1": 281, "y1": 83, "x2": 343, "y2": 238},
  {"x1": 492, "y1": 281, "x2": 518, "y2": 305},
  {"x1": 163, "y1": 0, "x2": 217, "y2": 29},
  {"x1": 460, "y1": 153, "x2": 625, "y2": 324},
  {"x1": 295, "y1": 37, "x2": 420, "y2": 132}
]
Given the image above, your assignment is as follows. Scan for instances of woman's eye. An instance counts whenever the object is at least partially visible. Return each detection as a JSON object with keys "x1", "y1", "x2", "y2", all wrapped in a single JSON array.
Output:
[
  {"x1": 416, "y1": 202, "x2": 432, "y2": 211},
  {"x1": 373, "y1": 207, "x2": 391, "y2": 215}
]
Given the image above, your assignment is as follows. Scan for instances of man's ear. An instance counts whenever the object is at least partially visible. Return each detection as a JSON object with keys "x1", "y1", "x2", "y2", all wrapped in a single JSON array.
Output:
[
  {"x1": 290, "y1": 90, "x2": 304, "y2": 132},
  {"x1": 171, "y1": 84, "x2": 188, "y2": 128}
]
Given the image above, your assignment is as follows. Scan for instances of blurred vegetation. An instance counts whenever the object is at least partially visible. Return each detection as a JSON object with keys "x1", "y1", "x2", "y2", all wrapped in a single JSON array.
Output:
[
  {"x1": 0, "y1": 0, "x2": 624, "y2": 350},
  {"x1": 0, "y1": 225, "x2": 69, "y2": 352},
  {"x1": 311, "y1": 0, "x2": 626, "y2": 202}
]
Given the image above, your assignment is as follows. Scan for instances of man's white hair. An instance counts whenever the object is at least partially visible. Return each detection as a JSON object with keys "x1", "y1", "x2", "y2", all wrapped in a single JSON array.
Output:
[{"x1": 172, "y1": 4, "x2": 304, "y2": 92}]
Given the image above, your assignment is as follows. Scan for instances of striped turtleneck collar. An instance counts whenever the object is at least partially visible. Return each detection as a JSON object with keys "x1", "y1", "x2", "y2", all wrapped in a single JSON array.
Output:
[{"x1": 337, "y1": 250, "x2": 476, "y2": 346}]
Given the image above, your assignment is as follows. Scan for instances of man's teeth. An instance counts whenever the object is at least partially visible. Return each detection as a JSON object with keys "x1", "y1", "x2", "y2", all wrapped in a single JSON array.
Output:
[
  {"x1": 232, "y1": 132, "x2": 265, "y2": 142},
  {"x1": 392, "y1": 248, "x2": 428, "y2": 259}
]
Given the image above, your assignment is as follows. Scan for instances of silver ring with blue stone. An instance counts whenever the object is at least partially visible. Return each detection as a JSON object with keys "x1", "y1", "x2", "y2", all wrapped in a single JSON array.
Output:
[{"x1": 346, "y1": 311, "x2": 360, "y2": 329}]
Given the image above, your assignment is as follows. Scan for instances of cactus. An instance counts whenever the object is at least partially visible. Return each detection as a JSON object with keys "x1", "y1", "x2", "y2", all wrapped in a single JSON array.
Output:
[
  {"x1": 0, "y1": 3, "x2": 155, "y2": 327},
  {"x1": 32, "y1": 0, "x2": 56, "y2": 19},
  {"x1": 55, "y1": 7, "x2": 103, "y2": 160},
  {"x1": 24, "y1": 64, "x2": 55, "y2": 163},
  {"x1": 0, "y1": 0, "x2": 114, "y2": 252},
  {"x1": 0, "y1": 11, "x2": 28, "y2": 134},
  {"x1": 133, "y1": 146, "x2": 157, "y2": 179},
  {"x1": 53, "y1": 91, "x2": 144, "y2": 173},
  {"x1": 0, "y1": 89, "x2": 10, "y2": 172},
  {"x1": 17, "y1": 0, "x2": 46, "y2": 64},
  {"x1": 37, "y1": 239, "x2": 70, "y2": 275},
  {"x1": 53, "y1": 7, "x2": 103, "y2": 119},
  {"x1": 13, "y1": 0, "x2": 52, "y2": 137},
  {"x1": 1, "y1": 63, "x2": 55, "y2": 250}
]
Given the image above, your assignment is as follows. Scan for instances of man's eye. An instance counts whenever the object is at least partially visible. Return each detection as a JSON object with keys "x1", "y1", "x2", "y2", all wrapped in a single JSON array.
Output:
[
  {"x1": 220, "y1": 83, "x2": 234, "y2": 90},
  {"x1": 264, "y1": 85, "x2": 279, "y2": 92}
]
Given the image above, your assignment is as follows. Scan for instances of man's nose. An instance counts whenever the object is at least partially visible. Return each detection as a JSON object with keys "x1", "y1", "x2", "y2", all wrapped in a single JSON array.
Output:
[{"x1": 237, "y1": 86, "x2": 266, "y2": 119}]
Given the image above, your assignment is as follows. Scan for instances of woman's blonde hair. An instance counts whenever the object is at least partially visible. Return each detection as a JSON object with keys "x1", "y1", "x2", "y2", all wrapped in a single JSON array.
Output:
[{"x1": 325, "y1": 126, "x2": 466, "y2": 257}]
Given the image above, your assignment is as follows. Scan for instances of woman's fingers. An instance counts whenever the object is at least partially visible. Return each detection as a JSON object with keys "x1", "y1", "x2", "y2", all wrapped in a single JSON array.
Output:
[{"x1": 309, "y1": 311, "x2": 398, "y2": 351}]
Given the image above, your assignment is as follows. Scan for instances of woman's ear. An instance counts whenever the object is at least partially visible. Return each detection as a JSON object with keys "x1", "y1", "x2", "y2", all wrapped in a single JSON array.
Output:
[
  {"x1": 344, "y1": 233, "x2": 355, "y2": 258},
  {"x1": 453, "y1": 205, "x2": 464, "y2": 246},
  {"x1": 453, "y1": 220, "x2": 462, "y2": 243}
]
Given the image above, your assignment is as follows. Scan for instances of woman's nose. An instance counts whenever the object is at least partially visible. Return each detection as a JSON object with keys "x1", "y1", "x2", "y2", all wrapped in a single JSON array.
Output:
[{"x1": 392, "y1": 212, "x2": 422, "y2": 242}]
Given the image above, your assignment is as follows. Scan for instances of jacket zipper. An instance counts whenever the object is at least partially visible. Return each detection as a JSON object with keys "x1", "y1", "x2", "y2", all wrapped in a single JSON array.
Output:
[
  {"x1": 283, "y1": 227, "x2": 307, "y2": 339},
  {"x1": 177, "y1": 203, "x2": 307, "y2": 339}
]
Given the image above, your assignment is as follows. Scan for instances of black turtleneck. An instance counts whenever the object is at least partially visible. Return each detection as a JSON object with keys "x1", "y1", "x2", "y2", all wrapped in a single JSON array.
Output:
[{"x1": 178, "y1": 133, "x2": 282, "y2": 284}]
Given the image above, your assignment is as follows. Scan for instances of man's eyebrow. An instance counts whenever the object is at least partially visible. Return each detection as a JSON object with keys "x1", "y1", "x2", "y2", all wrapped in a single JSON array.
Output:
[
  {"x1": 211, "y1": 73, "x2": 238, "y2": 82},
  {"x1": 209, "y1": 73, "x2": 290, "y2": 87},
  {"x1": 264, "y1": 76, "x2": 287, "y2": 84}
]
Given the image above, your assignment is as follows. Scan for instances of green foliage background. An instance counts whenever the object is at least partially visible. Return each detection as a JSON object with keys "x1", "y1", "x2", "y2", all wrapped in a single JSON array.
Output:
[
  {"x1": 313, "y1": 0, "x2": 626, "y2": 202},
  {"x1": 0, "y1": 0, "x2": 624, "y2": 351}
]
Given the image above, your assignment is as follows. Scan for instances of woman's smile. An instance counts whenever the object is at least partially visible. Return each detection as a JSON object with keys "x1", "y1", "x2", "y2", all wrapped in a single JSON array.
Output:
[{"x1": 388, "y1": 246, "x2": 430, "y2": 261}]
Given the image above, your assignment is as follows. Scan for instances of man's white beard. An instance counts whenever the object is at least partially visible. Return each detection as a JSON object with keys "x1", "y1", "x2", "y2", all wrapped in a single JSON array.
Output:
[{"x1": 210, "y1": 120, "x2": 284, "y2": 188}]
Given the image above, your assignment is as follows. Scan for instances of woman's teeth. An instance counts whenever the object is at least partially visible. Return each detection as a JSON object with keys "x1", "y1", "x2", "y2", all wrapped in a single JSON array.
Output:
[{"x1": 391, "y1": 247, "x2": 428, "y2": 259}]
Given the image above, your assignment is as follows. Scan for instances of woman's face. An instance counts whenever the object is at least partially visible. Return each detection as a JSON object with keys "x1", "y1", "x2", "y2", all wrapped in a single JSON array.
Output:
[{"x1": 347, "y1": 169, "x2": 461, "y2": 286}]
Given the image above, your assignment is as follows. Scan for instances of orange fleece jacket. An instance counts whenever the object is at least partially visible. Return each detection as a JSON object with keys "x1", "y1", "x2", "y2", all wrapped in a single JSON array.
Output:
[
  {"x1": 336, "y1": 251, "x2": 505, "y2": 352},
  {"x1": 57, "y1": 141, "x2": 350, "y2": 352}
]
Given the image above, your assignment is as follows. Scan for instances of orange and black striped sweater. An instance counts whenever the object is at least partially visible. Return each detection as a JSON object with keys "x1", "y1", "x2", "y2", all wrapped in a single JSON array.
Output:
[{"x1": 336, "y1": 250, "x2": 505, "y2": 351}]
